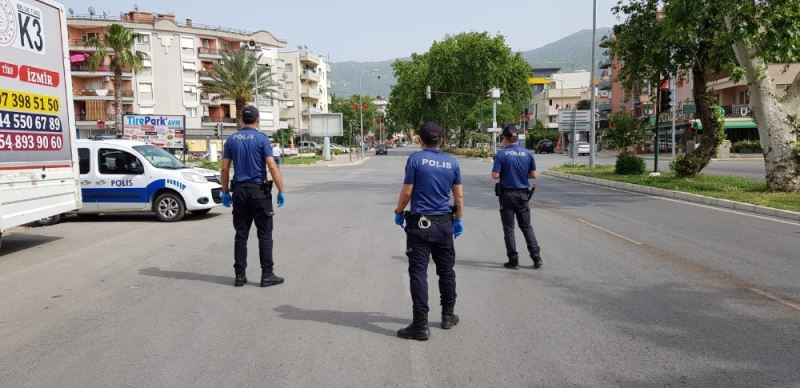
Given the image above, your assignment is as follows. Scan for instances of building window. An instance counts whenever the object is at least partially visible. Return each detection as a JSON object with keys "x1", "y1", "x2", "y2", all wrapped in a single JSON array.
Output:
[
  {"x1": 138, "y1": 82, "x2": 153, "y2": 100},
  {"x1": 285, "y1": 63, "x2": 293, "y2": 72},
  {"x1": 185, "y1": 107, "x2": 198, "y2": 117},
  {"x1": 182, "y1": 61, "x2": 197, "y2": 71},
  {"x1": 183, "y1": 84, "x2": 198, "y2": 100},
  {"x1": 82, "y1": 32, "x2": 99, "y2": 42},
  {"x1": 549, "y1": 99, "x2": 553, "y2": 106},
  {"x1": 137, "y1": 34, "x2": 150, "y2": 44},
  {"x1": 180, "y1": 37, "x2": 195, "y2": 49}
]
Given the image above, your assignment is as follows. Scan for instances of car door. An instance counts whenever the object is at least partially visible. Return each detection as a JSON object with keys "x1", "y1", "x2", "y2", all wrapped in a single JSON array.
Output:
[
  {"x1": 77, "y1": 145, "x2": 98, "y2": 212},
  {"x1": 94, "y1": 147, "x2": 150, "y2": 212}
]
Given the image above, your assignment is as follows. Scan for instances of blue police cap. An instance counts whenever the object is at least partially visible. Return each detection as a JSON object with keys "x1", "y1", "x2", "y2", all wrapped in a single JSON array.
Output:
[
  {"x1": 419, "y1": 122, "x2": 443, "y2": 144},
  {"x1": 241, "y1": 105, "x2": 259, "y2": 122}
]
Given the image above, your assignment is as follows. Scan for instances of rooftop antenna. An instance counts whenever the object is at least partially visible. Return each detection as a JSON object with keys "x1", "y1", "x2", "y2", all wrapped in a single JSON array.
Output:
[
  {"x1": 88, "y1": 6, "x2": 95, "y2": 16},
  {"x1": 102, "y1": 10, "x2": 107, "y2": 18},
  {"x1": 133, "y1": 4, "x2": 139, "y2": 11}
]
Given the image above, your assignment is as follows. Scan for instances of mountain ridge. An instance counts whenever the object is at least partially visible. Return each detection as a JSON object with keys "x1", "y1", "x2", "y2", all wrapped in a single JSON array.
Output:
[{"x1": 329, "y1": 27, "x2": 612, "y2": 98}]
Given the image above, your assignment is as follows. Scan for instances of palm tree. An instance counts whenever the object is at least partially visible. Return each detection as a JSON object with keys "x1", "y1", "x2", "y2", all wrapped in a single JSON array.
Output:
[
  {"x1": 201, "y1": 49, "x2": 278, "y2": 124},
  {"x1": 87, "y1": 24, "x2": 144, "y2": 135}
]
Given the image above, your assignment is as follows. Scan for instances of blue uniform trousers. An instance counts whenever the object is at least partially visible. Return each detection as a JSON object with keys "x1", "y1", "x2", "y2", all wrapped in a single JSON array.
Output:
[
  {"x1": 405, "y1": 219, "x2": 457, "y2": 314},
  {"x1": 499, "y1": 190, "x2": 540, "y2": 262},
  {"x1": 232, "y1": 184, "x2": 274, "y2": 274}
]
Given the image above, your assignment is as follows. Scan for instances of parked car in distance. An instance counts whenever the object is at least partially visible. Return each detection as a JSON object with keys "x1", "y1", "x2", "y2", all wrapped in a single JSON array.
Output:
[
  {"x1": 575, "y1": 141, "x2": 591, "y2": 156},
  {"x1": 536, "y1": 139, "x2": 555, "y2": 154},
  {"x1": 375, "y1": 144, "x2": 388, "y2": 155},
  {"x1": 330, "y1": 143, "x2": 349, "y2": 154},
  {"x1": 298, "y1": 141, "x2": 321, "y2": 152}
]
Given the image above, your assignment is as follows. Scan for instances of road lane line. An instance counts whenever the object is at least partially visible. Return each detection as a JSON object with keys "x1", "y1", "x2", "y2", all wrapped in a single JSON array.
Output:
[
  {"x1": 576, "y1": 218, "x2": 643, "y2": 246},
  {"x1": 747, "y1": 287, "x2": 800, "y2": 312}
]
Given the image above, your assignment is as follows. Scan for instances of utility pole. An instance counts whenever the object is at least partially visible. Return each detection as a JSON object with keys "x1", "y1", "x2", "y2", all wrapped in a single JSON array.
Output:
[
  {"x1": 489, "y1": 87, "x2": 501, "y2": 155},
  {"x1": 589, "y1": 0, "x2": 597, "y2": 171},
  {"x1": 654, "y1": 86, "x2": 661, "y2": 173},
  {"x1": 671, "y1": 75, "x2": 677, "y2": 157}
]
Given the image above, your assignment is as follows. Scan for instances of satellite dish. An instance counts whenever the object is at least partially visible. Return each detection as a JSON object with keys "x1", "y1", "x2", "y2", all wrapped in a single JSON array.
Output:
[
  {"x1": 68, "y1": 8, "x2": 74, "y2": 15},
  {"x1": 303, "y1": 45, "x2": 308, "y2": 50},
  {"x1": 88, "y1": 6, "x2": 95, "y2": 16},
  {"x1": 282, "y1": 73, "x2": 288, "y2": 80},
  {"x1": 283, "y1": 92, "x2": 289, "y2": 98}
]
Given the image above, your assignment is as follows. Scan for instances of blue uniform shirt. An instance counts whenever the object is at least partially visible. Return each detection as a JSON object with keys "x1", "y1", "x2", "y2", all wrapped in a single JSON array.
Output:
[
  {"x1": 404, "y1": 149, "x2": 462, "y2": 215},
  {"x1": 492, "y1": 144, "x2": 536, "y2": 189},
  {"x1": 223, "y1": 127, "x2": 273, "y2": 183}
]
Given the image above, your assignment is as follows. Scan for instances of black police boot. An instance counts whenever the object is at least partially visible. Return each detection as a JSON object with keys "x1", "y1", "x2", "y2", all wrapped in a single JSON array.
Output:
[
  {"x1": 397, "y1": 310, "x2": 430, "y2": 341},
  {"x1": 260, "y1": 272, "x2": 285, "y2": 287},
  {"x1": 532, "y1": 254, "x2": 543, "y2": 269},
  {"x1": 441, "y1": 305, "x2": 460, "y2": 330},
  {"x1": 503, "y1": 258, "x2": 519, "y2": 269},
  {"x1": 234, "y1": 272, "x2": 247, "y2": 287}
]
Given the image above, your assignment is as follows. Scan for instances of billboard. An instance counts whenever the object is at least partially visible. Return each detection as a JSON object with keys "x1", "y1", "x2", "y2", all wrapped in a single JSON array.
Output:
[
  {"x1": 309, "y1": 113, "x2": 343, "y2": 137},
  {"x1": 0, "y1": 0, "x2": 74, "y2": 164},
  {"x1": 123, "y1": 114, "x2": 185, "y2": 149}
]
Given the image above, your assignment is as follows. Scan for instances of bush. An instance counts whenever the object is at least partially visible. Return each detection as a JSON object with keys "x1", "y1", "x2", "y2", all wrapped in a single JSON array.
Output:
[
  {"x1": 731, "y1": 140, "x2": 762, "y2": 153},
  {"x1": 615, "y1": 153, "x2": 646, "y2": 175},
  {"x1": 314, "y1": 148, "x2": 341, "y2": 156},
  {"x1": 444, "y1": 147, "x2": 493, "y2": 158},
  {"x1": 670, "y1": 153, "x2": 704, "y2": 177}
]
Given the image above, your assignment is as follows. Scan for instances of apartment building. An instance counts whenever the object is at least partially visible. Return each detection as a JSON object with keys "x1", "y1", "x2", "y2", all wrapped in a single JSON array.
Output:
[
  {"x1": 276, "y1": 50, "x2": 331, "y2": 136},
  {"x1": 67, "y1": 10, "x2": 286, "y2": 145},
  {"x1": 530, "y1": 71, "x2": 592, "y2": 129}
]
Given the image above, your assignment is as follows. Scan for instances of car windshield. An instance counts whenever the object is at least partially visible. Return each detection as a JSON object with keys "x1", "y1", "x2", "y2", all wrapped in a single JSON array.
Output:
[{"x1": 133, "y1": 145, "x2": 187, "y2": 169}]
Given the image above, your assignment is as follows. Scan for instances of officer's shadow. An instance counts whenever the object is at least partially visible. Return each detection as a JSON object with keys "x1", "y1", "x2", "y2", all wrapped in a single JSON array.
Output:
[{"x1": 274, "y1": 305, "x2": 407, "y2": 338}]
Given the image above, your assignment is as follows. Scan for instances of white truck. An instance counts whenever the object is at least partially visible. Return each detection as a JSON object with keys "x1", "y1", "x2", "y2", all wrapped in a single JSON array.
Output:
[{"x1": 0, "y1": 0, "x2": 82, "y2": 248}]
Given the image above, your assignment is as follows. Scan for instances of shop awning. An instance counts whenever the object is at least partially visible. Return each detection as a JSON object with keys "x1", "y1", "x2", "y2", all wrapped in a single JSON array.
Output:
[{"x1": 692, "y1": 119, "x2": 757, "y2": 130}]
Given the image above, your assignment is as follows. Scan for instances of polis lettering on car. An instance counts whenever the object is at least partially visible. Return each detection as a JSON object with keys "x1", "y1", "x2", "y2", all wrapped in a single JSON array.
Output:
[{"x1": 110, "y1": 180, "x2": 134, "y2": 187}]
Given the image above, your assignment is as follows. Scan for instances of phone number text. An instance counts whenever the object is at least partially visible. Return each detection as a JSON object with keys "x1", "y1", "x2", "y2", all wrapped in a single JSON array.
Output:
[{"x1": 0, "y1": 132, "x2": 64, "y2": 151}]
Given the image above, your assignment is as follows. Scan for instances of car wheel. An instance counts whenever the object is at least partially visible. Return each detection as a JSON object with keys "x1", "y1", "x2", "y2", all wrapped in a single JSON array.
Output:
[
  {"x1": 191, "y1": 209, "x2": 212, "y2": 215},
  {"x1": 154, "y1": 193, "x2": 185, "y2": 222},
  {"x1": 34, "y1": 214, "x2": 62, "y2": 226}
]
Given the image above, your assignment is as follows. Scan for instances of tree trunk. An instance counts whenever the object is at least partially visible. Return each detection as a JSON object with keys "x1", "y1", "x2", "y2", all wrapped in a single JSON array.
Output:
[
  {"x1": 113, "y1": 70, "x2": 123, "y2": 136},
  {"x1": 673, "y1": 58, "x2": 723, "y2": 177},
  {"x1": 727, "y1": 22, "x2": 800, "y2": 192},
  {"x1": 235, "y1": 99, "x2": 245, "y2": 127}
]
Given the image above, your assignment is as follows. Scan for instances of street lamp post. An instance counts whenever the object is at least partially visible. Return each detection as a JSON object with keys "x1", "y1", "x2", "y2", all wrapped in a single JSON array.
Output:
[
  {"x1": 359, "y1": 68, "x2": 377, "y2": 159},
  {"x1": 589, "y1": 0, "x2": 597, "y2": 171},
  {"x1": 489, "y1": 87, "x2": 501, "y2": 155}
]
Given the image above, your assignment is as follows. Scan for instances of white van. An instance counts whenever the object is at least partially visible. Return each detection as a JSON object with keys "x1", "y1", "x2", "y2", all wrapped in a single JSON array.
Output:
[{"x1": 56, "y1": 139, "x2": 222, "y2": 222}]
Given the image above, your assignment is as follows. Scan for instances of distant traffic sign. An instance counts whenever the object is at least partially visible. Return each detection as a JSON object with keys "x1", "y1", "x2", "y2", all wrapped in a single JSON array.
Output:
[{"x1": 487, "y1": 127, "x2": 501, "y2": 133}]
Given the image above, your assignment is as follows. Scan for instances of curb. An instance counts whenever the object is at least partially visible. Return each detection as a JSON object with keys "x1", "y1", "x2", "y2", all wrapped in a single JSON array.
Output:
[
  {"x1": 327, "y1": 157, "x2": 370, "y2": 167},
  {"x1": 543, "y1": 170, "x2": 800, "y2": 222}
]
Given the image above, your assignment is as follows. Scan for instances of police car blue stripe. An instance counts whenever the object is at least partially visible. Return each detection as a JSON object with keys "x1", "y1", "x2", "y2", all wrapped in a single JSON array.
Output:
[{"x1": 82, "y1": 179, "x2": 168, "y2": 203}]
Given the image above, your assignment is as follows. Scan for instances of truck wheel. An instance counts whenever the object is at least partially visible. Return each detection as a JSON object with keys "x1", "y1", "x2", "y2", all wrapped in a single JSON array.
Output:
[
  {"x1": 191, "y1": 209, "x2": 211, "y2": 215},
  {"x1": 34, "y1": 214, "x2": 62, "y2": 226},
  {"x1": 154, "y1": 193, "x2": 185, "y2": 222}
]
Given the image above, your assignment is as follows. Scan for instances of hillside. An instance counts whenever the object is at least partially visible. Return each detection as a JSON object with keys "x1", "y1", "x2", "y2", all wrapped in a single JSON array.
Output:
[{"x1": 329, "y1": 28, "x2": 612, "y2": 98}]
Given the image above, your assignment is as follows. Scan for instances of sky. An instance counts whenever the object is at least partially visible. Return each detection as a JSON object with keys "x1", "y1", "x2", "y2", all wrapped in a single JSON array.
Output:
[{"x1": 62, "y1": 0, "x2": 619, "y2": 62}]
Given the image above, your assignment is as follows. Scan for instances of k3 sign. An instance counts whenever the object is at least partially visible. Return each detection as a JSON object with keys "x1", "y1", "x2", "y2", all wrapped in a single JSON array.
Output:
[{"x1": 0, "y1": 0, "x2": 47, "y2": 55}]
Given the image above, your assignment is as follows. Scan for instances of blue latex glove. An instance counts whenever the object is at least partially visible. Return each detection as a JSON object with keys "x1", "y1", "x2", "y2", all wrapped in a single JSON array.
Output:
[
  {"x1": 277, "y1": 192, "x2": 286, "y2": 208},
  {"x1": 394, "y1": 213, "x2": 404, "y2": 228},
  {"x1": 453, "y1": 218, "x2": 464, "y2": 239},
  {"x1": 221, "y1": 192, "x2": 232, "y2": 208}
]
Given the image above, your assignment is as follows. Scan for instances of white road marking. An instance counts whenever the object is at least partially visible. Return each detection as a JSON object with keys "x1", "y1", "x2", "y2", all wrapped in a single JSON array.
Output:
[
  {"x1": 576, "y1": 218, "x2": 643, "y2": 246},
  {"x1": 747, "y1": 287, "x2": 800, "y2": 313}
]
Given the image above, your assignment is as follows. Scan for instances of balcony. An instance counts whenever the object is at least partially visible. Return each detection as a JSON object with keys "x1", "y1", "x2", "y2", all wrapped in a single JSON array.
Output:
[
  {"x1": 198, "y1": 47, "x2": 223, "y2": 59},
  {"x1": 599, "y1": 58, "x2": 612, "y2": 69},
  {"x1": 299, "y1": 52, "x2": 321, "y2": 65},
  {"x1": 68, "y1": 39, "x2": 109, "y2": 51},
  {"x1": 301, "y1": 88, "x2": 320, "y2": 100},
  {"x1": 301, "y1": 107, "x2": 323, "y2": 116},
  {"x1": 598, "y1": 80, "x2": 613, "y2": 91},
  {"x1": 199, "y1": 71, "x2": 214, "y2": 82},
  {"x1": 73, "y1": 89, "x2": 134, "y2": 101},
  {"x1": 70, "y1": 64, "x2": 132, "y2": 78},
  {"x1": 201, "y1": 116, "x2": 238, "y2": 127},
  {"x1": 598, "y1": 102, "x2": 612, "y2": 112},
  {"x1": 300, "y1": 70, "x2": 320, "y2": 83}
]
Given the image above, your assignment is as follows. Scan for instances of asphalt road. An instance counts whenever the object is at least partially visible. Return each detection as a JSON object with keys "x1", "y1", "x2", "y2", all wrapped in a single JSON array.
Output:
[{"x1": 1, "y1": 146, "x2": 798, "y2": 387}]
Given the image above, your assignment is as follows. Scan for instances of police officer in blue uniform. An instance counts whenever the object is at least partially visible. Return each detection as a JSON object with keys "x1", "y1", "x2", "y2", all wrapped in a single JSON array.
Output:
[
  {"x1": 394, "y1": 122, "x2": 464, "y2": 341},
  {"x1": 220, "y1": 106, "x2": 287, "y2": 287},
  {"x1": 492, "y1": 124, "x2": 542, "y2": 269}
]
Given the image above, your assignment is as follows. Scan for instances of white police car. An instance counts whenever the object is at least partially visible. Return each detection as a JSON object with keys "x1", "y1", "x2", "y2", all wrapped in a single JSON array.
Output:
[{"x1": 63, "y1": 139, "x2": 222, "y2": 222}]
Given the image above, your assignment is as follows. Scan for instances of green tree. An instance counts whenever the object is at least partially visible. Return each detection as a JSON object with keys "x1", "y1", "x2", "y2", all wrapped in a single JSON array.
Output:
[
  {"x1": 200, "y1": 49, "x2": 277, "y2": 123},
  {"x1": 576, "y1": 99, "x2": 592, "y2": 110},
  {"x1": 611, "y1": 0, "x2": 800, "y2": 191},
  {"x1": 329, "y1": 94, "x2": 378, "y2": 146},
  {"x1": 603, "y1": 112, "x2": 648, "y2": 154},
  {"x1": 271, "y1": 125, "x2": 295, "y2": 147},
  {"x1": 390, "y1": 32, "x2": 532, "y2": 147},
  {"x1": 87, "y1": 24, "x2": 145, "y2": 135}
]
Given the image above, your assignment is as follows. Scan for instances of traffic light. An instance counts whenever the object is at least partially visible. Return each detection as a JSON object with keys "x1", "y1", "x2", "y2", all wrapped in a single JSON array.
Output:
[
  {"x1": 215, "y1": 123, "x2": 223, "y2": 139},
  {"x1": 659, "y1": 89, "x2": 672, "y2": 113}
]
